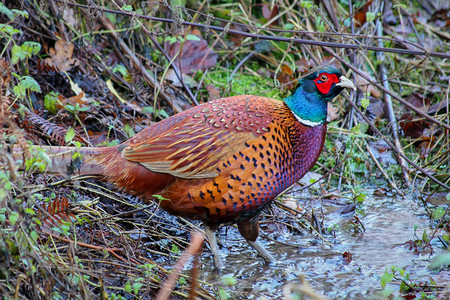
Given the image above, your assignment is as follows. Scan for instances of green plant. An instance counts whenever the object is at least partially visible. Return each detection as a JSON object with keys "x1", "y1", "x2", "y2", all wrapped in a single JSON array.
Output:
[{"x1": 380, "y1": 265, "x2": 437, "y2": 298}]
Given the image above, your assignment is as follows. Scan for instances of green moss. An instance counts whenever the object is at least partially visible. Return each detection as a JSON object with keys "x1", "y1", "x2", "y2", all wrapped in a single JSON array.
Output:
[{"x1": 204, "y1": 67, "x2": 283, "y2": 100}]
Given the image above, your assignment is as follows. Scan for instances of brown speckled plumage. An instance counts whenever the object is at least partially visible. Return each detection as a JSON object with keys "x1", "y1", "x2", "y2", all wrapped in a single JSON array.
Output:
[
  {"x1": 23, "y1": 68, "x2": 355, "y2": 267},
  {"x1": 83, "y1": 96, "x2": 326, "y2": 223}
]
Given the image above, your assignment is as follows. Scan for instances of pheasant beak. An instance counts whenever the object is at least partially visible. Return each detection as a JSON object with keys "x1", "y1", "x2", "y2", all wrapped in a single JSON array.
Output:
[{"x1": 336, "y1": 75, "x2": 356, "y2": 91}]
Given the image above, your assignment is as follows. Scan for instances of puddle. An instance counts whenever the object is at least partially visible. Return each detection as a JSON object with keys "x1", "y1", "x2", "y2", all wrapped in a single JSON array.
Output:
[{"x1": 198, "y1": 195, "x2": 448, "y2": 298}]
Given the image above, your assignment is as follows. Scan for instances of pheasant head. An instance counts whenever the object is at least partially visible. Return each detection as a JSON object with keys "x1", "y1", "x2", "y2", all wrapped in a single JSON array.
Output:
[{"x1": 284, "y1": 67, "x2": 356, "y2": 126}]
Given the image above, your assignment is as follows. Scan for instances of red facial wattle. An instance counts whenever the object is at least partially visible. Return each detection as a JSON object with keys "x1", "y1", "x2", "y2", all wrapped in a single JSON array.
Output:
[{"x1": 314, "y1": 73, "x2": 340, "y2": 94}]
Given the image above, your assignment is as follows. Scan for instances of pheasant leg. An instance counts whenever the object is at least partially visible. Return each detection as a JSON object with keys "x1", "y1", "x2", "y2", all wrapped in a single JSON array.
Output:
[
  {"x1": 204, "y1": 224, "x2": 223, "y2": 269},
  {"x1": 238, "y1": 218, "x2": 275, "y2": 263}
]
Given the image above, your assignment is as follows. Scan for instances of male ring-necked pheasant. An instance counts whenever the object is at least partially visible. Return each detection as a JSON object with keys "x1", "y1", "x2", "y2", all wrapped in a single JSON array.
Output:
[{"x1": 19, "y1": 67, "x2": 355, "y2": 267}]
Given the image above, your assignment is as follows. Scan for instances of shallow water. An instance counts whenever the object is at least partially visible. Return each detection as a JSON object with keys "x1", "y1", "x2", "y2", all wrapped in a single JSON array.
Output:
[{"x1": 199, "y1": 194, "x2": 449, "y2": 299}]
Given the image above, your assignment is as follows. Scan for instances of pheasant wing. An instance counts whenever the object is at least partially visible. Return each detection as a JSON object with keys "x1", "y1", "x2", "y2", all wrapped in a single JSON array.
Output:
[{"x1": 121, "y1": 96, "x2": 277, "y2": 179}]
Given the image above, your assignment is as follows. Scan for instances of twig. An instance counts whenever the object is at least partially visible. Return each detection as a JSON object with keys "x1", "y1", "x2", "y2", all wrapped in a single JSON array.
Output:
[
  {"x1": 98, "y1": 16, "x2": 183, "y2": 113},
  {"x1": 365, "y1": 143, "x2": 402, "y2": 195},
  {"x1": 43, "y1": 231, "x2": 129, "y2": 263},
  {"x1": 56, "y1": 1, "x2": 450, "y2": 59},
  {"x1": 156, "y1": 231, "x2": 205, "y2": 300},
  {"x1": 376, "y1": 18, "x2": 412, "y2": 187},
  {"x1": 345, "y1": 94, "x2": 450, "y2": 190}
]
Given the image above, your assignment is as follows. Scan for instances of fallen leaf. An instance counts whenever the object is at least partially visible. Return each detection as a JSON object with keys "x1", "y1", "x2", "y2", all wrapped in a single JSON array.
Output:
[
  {"x1": 343, "y1": 251, "x2": 353, "y2": 264},
  {"x1": 262, "y1": 3, "x2": 279, "y2": 22},
  {"x1": 428, "y1": 98, "x2": 449, "y2": 115},
  {"x1": 205, "y1": 84, "x2": 221, "y2": 100},
  {"x1": 57, "y1": 92, "x2": 87, "y2": 107},
  {"x1": 165, "y1": 69, "x2": 196, "y2": 87},
  {"x1": 230, "y1": 24, "x2": 246, "y2": 46},
  {"x1": 295, "y1": 58, "x2": 314, "y2": 74},
  {"x1": 277, "y1": 64, "x2": 295, "y2": 91},
  {"x1": 327, "y1": 102, "x2": 340, "y2": 122},
  {"x1": 399, "y1": 112, "x2": 430, "y2": 138},
  {"x1": 405, "y1": 92, "x2": 429, "y2": 111},
  {"x1": 354, "y1": 71, "x2": 381, "y2": 97},
  {"x1": 167, "y1": 34, "x2": 217, "y2": 74},
  {"x1": 44, "y1": 39, "x2": 79, "y2": 72}
]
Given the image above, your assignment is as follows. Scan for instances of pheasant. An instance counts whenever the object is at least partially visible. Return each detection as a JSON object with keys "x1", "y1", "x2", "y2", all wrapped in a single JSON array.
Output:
[{"x1": 17, "y1": 67, "x2": 355, "y2": 267}]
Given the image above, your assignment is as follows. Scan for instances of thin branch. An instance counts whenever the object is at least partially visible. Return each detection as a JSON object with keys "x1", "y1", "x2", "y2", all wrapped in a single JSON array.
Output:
[{"x1": 58, "y1": 1, "x2": 450, "y2": 59}]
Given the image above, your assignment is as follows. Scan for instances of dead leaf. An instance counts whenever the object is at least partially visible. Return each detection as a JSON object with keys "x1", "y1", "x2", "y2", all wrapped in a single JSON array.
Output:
[
  {"x1": 277, "y1": 64, "x2": 295, "y2": 91},
  {"x1": 230, "y1": 24, "x2": 246, "y2": 46},
  {"x1": 262, "y1": 3, "x2": 279, "y2": 22},
  {"x1": 58, "y1": 92, "x2": 86, "y2": 107},
  {"x1": 205, "y1": 84, "x2": 221, "y2": 100},
  {"x1": 61, "y1": 6, "x2": 77, "y2": 28},
  {"x1": 327, "y1": 102, "x2": 340, "y2": 122},
  {"x1": 343, "y1": 251, "x2": 353, "y2": 264},
  {"x1": 44, "y1": 39, "x2": 79, "y2": 72},
  {"x1": 167, "y1": 34, "x2": 217, "y2": 74},
  {"x1": 354, "y1": 0, "x2": 374, "y2": 26},
  {"x1": 428, "y1": 98, "x2": 449, "y2": 115},
  {"x1": 295, "y1": 58, "x2": 314, "y2": 74},
  {"x1": 405, "y1": 92, "x2": 429, "y2": 111},
  {"x1": 165, "y1": 69, "x2": 196, "y2": 87},
  {"x1": 399, "y1": 112, "x2": 430, "y2": 138},
  {"x1": 354, "y1": 71, "x2": 381, "y2": 97}
]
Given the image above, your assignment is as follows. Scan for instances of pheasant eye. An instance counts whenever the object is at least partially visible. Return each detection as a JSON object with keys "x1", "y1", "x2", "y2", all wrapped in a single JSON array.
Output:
[{"x1": 320, "y1": 74, "x2": 328, "y2": 81}]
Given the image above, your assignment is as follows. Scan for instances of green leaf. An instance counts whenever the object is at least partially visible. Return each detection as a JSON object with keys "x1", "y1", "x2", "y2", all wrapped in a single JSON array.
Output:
[
  {"x1": 44, "y1": 91, "x2": 59, "y2": 114},
  {"x1": 421, "y1": 229, "x2": 429, "y2": 243},
  {"x1": 218, "y1": 287, "x2": 231, "y2": 300},
  {"x1": 13, "y1": 76, "x2": 41, "y2": 98},
  {"x1": 12, "y1": 9, "x2": 29, "y2": 19},
  {"x1": 123, "y1": 124, "x2": 136, "y2": 138},
  {"x1": 380, "y1": 270, "x2": 394, "y2": 288},
  {"x1": 164, "y1": 36, "x2": 178, "y2": 44},
  {"x1": 186, "y1": 34, "x2": 201, "y2": 41},
  {"x1": 22, "y1": 41, "x2": 41, "y2": 55},
  {"x1": 25, "y1": 208, "x2": 35, "y2": 215},
  {"x1": 315, "y1": 16, "x2": 325, "y2": 32},
  {"x1": 171, "y1": 244, "x2": 179, "y2": 254},
  {"x1": 124, "y1": 281, "x2": 132, "y2": 293},
  {"x1": 0, "y1": 3, "x2": 14, "y2": 20},
  {"x1": 366, "y1": 12, "x2": 376, "y2": 22},
  {"x1": 432, "y1": 207, "x2": 445, "y2": 221},
  {"x1": 30, "y1": 230, "x2": 38, "y2": 241},
  {"x1": 351, "y1": 123, "x2": 369, "y2": 134},
  {"x1": 142, "y1": 106, "x2": 154, "y2": 114},
  {"x1": 360, "y1": 97, "x2": 370, "y2": 109},
  {"x1": 11, "y1": 44, "x2": 28, "y2": 65},
  {"x1": 65, "y1": 128, "x2": 76, "y2": 143},
  {"x1": 355, "y1": 193, "x2": 366, "y2": 203},
  {"x1": 122, "y1": 5, "x2": 133, "y2": 12},
  {"x1": 0, "y1": 24, "x2": 22, "y2": 36},
  {"x1": 429, "y1": 252, "x2": 450, "y2": 269},
  {"x1": 112, "y1": 64, "x2": 128, "y2": 77},
  {"x1": 9, "y1": 211, "x2": 19, "y2": 226},
  {"x1": 133, "y1": 282, "x2": 143, "y2": 295},
  {"x1": 300, "y1": 1, "x2": 313, "y2": 8},
  {"x1": 221, "y1": 275, "x2": 237, "y2": 286},
  {"x1": 158, "y1": 109, "x2": 170, "y2": 119}
]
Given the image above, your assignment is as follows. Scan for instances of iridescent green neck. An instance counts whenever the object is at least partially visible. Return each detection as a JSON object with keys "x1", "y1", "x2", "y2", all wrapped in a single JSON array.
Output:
[{"x1": 284, "y1": 85, "x2": 328, "y2": 126}]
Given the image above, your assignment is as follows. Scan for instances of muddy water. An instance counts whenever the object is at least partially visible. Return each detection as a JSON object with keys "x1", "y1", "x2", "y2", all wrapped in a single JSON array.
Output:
[{"x1": 200, "y1": 194, "x2": 448, "y2": 298}]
